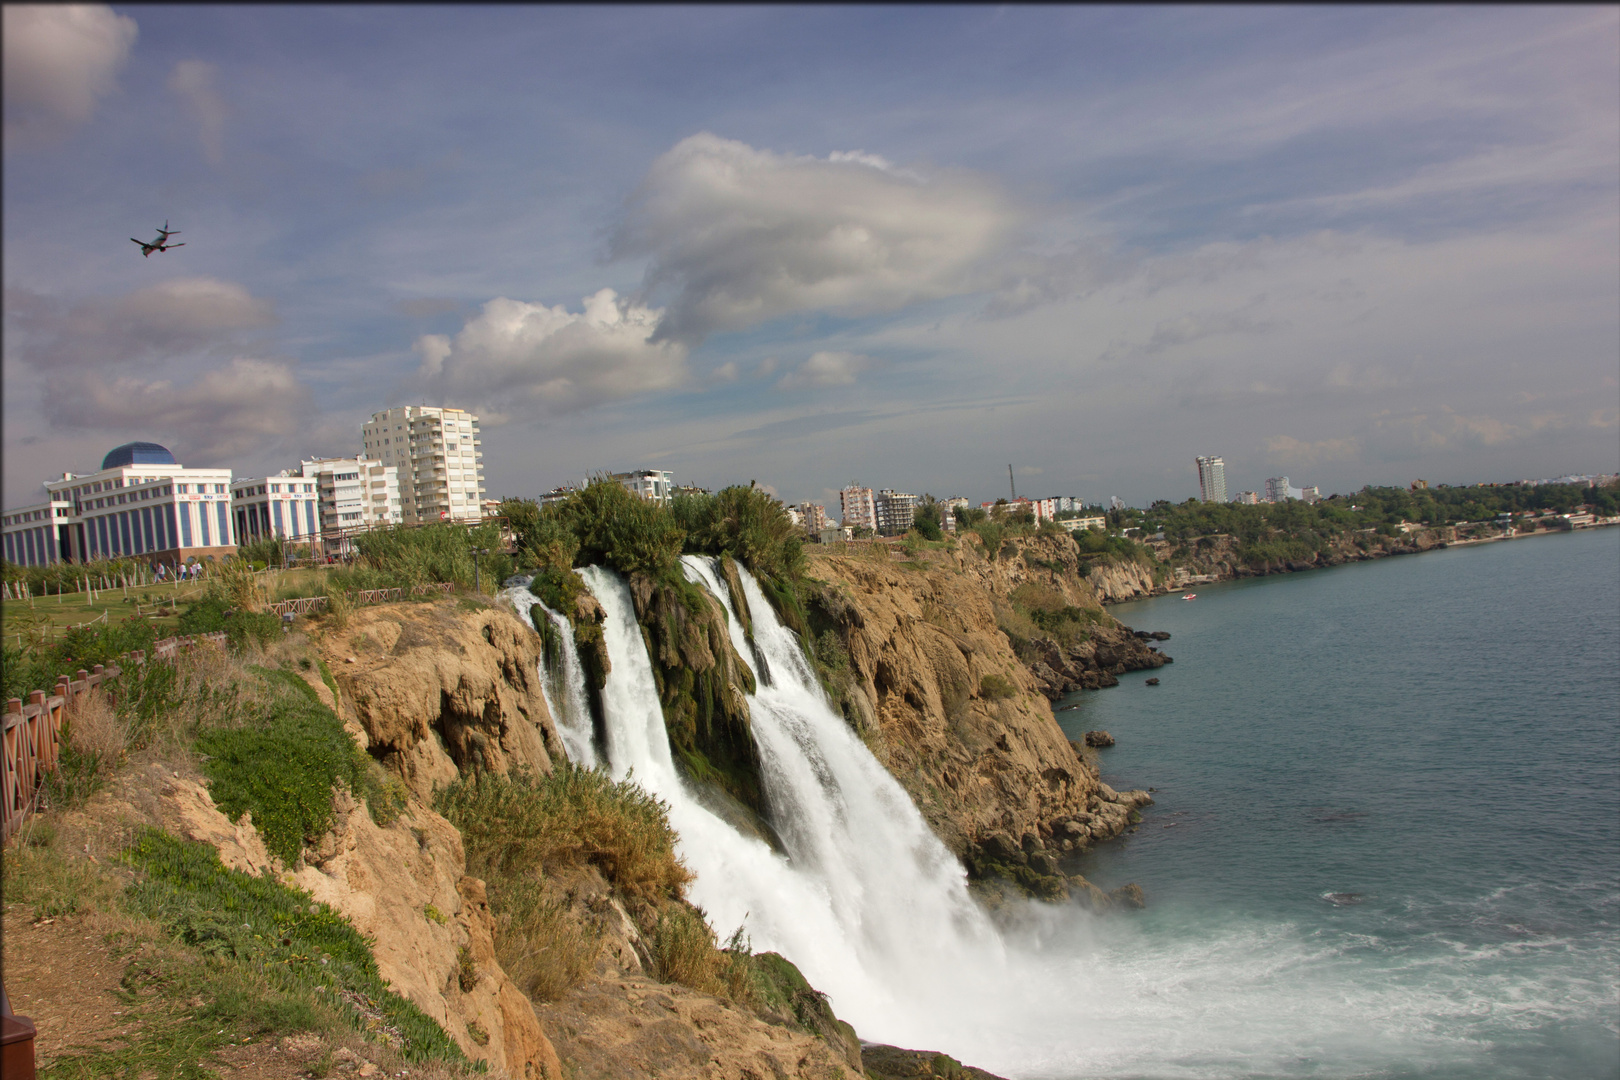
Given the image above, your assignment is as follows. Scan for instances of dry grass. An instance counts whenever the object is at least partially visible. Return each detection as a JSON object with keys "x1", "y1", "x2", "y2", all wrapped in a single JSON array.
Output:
[{"x1": 493, "y1": 877, "x2": 604, "y2": 1002}]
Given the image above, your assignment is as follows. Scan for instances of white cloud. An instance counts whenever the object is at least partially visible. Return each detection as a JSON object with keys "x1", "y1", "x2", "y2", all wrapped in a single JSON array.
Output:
[
  {"x1": 776, "y1": 351, "x2": 873, "y2": 390},
  {"x1": 167, "y1": 60, "x2": 228, "y2": 165},
  {"x1": 612, "y1": 133, "x2": 1022, "y2": 344},
  {"x1": 42, "y1": 358, "x2": 314, "y2": 462},
  {"x1": 3, "y1": 4, "x2": 137, "y2": 144},
  {"x1": 6, "y1": 278, "x2": 276, "y2": 371},
  {"x1": 417, "y1": 287, "x2": 688, "y2": 421}
]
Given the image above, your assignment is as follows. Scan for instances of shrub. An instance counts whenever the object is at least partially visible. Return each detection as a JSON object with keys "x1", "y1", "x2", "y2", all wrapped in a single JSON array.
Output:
[
  {"x1": 438, "y1": 763, "x2": 691, "y2": 903},
  {"x1": 45, "y1": 688, "x2": 125, "y2": 807},
  {"x1": 490, "y1": 876, "x2": 602, "y2": 1001},
  {"x1": 551, "y1": 479, "x2": 686, "y2": 578},
  {"x1": 979, "y1": 673, "x2": 1018, "y2": 700}
]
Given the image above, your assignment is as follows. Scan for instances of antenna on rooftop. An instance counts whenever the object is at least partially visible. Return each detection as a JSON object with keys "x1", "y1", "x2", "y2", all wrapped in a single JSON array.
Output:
[{"x1": 1009, "y1": 464, "x2": 1017, "y2": 501}]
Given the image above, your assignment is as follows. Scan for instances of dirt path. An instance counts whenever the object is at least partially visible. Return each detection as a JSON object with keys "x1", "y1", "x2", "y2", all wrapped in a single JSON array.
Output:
[{"x1": 1, "y1": 907, "x2": 132, "y2": 1065}]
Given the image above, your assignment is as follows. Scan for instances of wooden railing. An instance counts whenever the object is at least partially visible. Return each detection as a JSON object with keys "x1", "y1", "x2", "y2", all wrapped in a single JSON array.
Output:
[
  {"x1": 3, "y1": 663, "x2": 119, "y2": 842},
  {"x1": 2, "y1": 631, "x2": 233, "y2": 841},
  {"x1": 267, "y1": 582, "x2": 455, "y2": 615}
]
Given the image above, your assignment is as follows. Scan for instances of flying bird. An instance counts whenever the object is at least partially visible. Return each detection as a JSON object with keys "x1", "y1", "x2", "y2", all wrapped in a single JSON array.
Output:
[{"x1": 132, "y1": 221, "x2": 184, "y2": 257}]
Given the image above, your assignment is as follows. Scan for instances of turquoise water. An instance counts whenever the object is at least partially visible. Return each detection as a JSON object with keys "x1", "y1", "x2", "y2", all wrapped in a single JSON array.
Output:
[{"x1": 1043, "y1": 527, "x2": 1620, "y2": 1080}]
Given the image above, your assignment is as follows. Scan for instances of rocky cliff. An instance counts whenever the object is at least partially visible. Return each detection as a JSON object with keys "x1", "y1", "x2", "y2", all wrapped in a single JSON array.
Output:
[{"x1": 797, "y1": 536, "x2": 1160, "y2": 901}]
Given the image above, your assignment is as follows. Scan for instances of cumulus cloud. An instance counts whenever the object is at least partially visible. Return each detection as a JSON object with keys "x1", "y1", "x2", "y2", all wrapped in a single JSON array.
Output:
[
  {"x1": 43, "y1": 358, "x2": 314, "y2": 462},
  {"x1": 776, "y1": 351, "x2": 873, "y2": 390},
  {"x1": 3, "y1": 4, "x2": 137, "y2": 144},
  {"x1": 612, "y1": 133, "x2": 1021, "y2": 344},
  {"x1": 6, "y1": 278, "x2": 277, "y2": 372},
  {"x1": 166, "y1": 60, "x2": 228, "y2": 165},
  {"x1": 416, "y1": 288, "x2": 688, "y2": 421}
]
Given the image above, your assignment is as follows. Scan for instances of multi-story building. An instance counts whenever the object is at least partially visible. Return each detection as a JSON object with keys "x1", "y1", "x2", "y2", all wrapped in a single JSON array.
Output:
[
  {"x1": 233, "y1": 457, "x2": 400, "y2": 557},
  {"x1": 2, "y1": 442, "x2": 236, "y2": 568},
  {"x1": 1299, "y1": 485, "x2": 1321, "y2": 503},
  {"x1": 1057, "y1": 516, "x2": 1107, "y2": 533},
  {"x1": 840, "y1": 485, "x2": 877, "y2": 533},
  {"x1": 302, "y1": 457, "x2": 401, "y2": 534},
  {"x1": 796, "y1": 502, "x2": 828, "y2": 534},
  {"x1": 2, "y1": 499, "x2": 73, "y2": 567},
  {"x1": 231, "y1": 474, "x2": 321, "y2": 550},
  {"x1": 1233, "y1": 491, "x2": 1262, "y2": 505},
  {"x1": 942, "y1": 497, "x2": 970, "y2": 531},
  {"x1": 609, "y1": 469, "x2": 674, "y2": 505},
  {"x1": 874, "y1": 489, "x2": 918, "y2": 536},
  {"x1": 1265, "y1": 476, "x2": 1292, "y2": 503},
  {"x1": 361, "y1": 405, "x2": 485, "y2": 524},
  {"x1": 1195, "y1": 456, "x2": 1228, "y2": 503}
]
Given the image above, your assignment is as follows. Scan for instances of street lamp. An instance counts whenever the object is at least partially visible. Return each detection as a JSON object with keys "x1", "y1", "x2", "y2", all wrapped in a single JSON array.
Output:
[{"x1": 471, "y1": 547, "x2": 489, "y2": 594}]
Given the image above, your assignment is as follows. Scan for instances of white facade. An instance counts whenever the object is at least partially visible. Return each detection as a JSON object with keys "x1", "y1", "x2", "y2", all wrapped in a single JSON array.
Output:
[
  {"x1": 5, "y1": 443, "x2": 238, "y2": 567},
  {"x1": 1057, "y1": 516, "x2": 1107, "y2": 533},
  {"x1": 874, "y1": 489, "x2": 917, "y2": 536},
  {"x1": 840, "y1": 485, "x2": 877, "y2": 532},
  {"x1": 361, "y1": 405, "x2": 485, "y2": 524},
  {"x1": 2, "y1": 500, "x2": 72, "y2": 567},
  {"x1": 1266, "y1": 476, "x2": 1292, "y2": 503},
  {"x1": 609, "y1": 469, "x2": 674, "y2": 505},
  {"x1": 301, "y1": 457, "x2": 402, "y2": 532},
  {"x1": 1196, "y1": 456, "x2": 1228, "y2": 503},
  {"x1": 231, "y1": 474, "x2": 321, "y2": 548}
]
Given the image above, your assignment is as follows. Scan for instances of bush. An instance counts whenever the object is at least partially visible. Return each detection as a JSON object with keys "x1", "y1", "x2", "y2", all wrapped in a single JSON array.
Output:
[
  {"x1": 551, "y1": 479, "x2": 686, "y2": 578},
  {"x1": 438, "y1": 763, "x2": 691, "y2": 903},
  {"x1": 979, "y1": 673, "x2": 1018, "y2": 700}
]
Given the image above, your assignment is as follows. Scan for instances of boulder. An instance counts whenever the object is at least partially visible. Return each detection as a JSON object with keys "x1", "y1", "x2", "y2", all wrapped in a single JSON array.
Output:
[
  {"x1": 1083, "y1": 730, "x2": 1115, "y2": 748},
  {"x1": 978, "y1": 831, "x2": 1023, "y2": 863},
  {"x1": 1145, "y1": 677, "x2": 1160, "y2": 686},
  {"x1": 1108, "y1": 883, "x2": 1146, "y2": 909}
]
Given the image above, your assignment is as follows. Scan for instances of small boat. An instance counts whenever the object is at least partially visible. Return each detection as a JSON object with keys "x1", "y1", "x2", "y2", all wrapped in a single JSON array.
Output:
[{"x1": 1181, "y1": 592, "x2": 1197, "y2": 600}]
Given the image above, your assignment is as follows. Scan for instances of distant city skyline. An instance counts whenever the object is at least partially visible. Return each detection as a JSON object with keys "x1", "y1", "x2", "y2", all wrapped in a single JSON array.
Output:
[{"x1": 5, "y1": 6, "x2": 1616, "y2": 511}]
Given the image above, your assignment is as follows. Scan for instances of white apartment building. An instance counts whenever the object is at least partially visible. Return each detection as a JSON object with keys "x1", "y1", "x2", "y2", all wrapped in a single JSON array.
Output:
[
  {"x1": 301, "y1": 457, "x2": 401, "y2": 533},
  {"x1": 839, "y1": 485, "x2": 877, "y2": 533},
  {"x1": 2, "y1": 442, "x2": 236, "y2": 568},
  {"x1": 361, "y1": 406, "x2": 485, "y2": 524},
  {"x1": 1057, "y1": 516, "x2": 1108, "y2": 533},
  {"x1": 1196, "y1": 456, "x2": 1228, "y2": 503},
  {"x1": 609, "y1": 469, "x2": 675, "y2": 505},
  {"x1": 1265, "y1": 476, "x2": 1292, "y2": 503}
]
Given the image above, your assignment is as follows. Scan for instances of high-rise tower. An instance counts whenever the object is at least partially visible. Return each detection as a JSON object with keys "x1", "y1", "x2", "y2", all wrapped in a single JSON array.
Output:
[
  {"x1": 361, "y1": 405, "x2": 485, "y2": 523},
  {"x1": 1195, "y1": 455, "x2": 1228, "y2": 503}
]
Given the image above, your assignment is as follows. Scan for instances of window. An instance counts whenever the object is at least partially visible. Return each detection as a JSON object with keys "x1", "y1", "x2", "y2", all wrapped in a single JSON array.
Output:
[
  {"x1": 176, "y1": 484, "x2": 189, "y2": 494},
  {"x1": 271, "y1": 483, "x2": 280, "y2": 494}
]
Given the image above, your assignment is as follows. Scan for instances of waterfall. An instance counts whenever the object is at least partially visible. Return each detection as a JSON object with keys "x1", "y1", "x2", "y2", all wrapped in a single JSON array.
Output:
[
  {"x1": 501, "y1": 581, "x2": 598, "y2": 768},
  {"x1": 559, "y1": 559, "x2": 1022, "y2": 1055}
]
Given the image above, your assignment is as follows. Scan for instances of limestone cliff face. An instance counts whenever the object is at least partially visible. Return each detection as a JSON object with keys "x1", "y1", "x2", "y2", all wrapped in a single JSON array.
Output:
[
  {"x1": 330, "y1": 602, "x2": 566, "y2": 801},
  {"x1": 800, "y1": 537, "x2": 1156, "y2": 894}
]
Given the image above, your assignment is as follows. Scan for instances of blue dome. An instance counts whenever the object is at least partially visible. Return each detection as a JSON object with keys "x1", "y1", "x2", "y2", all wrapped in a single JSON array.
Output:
[{"x1": 102, "y1": 442, "x2": 177, "y2": 470}]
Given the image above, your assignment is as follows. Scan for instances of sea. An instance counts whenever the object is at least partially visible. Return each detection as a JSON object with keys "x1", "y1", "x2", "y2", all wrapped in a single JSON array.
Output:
[{"x1": 1041, "y1": 525, "x2": 1620, "y2": 1079}]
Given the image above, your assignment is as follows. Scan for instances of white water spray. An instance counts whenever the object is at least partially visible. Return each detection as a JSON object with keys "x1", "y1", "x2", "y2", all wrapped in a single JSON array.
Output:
[
  {"x1": 513, "y1": 565, "x2": 1607, "y2": 1079},
  {"x1": 501, "y1": 582, "x2": 598, "y2": 767}
]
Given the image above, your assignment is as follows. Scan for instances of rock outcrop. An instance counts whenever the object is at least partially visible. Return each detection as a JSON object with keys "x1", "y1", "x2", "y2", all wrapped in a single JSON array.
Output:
[
  {"x1": 799, "y1": 537, "x2": 1154, "y2": 899},
  {"x1": 329, "y1": 602, "x2": 566, "y2": 801}
]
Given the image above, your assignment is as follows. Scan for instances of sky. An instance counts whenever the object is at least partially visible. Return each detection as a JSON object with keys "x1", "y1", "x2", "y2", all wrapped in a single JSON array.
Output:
[{"x1": 4, "y1": 4, "x2": 1617, "y2": 512}]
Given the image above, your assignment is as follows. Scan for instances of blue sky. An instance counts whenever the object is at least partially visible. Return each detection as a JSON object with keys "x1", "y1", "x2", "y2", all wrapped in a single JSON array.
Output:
[{"x1": 5, "y1": 5, "x2": 1617, "y2": 511}]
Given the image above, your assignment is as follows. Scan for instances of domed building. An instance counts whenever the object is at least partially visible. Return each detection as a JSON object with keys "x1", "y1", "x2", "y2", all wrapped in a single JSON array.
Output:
[{"x1": 3, "y1": 441, "x2": 238, "y2": 568}]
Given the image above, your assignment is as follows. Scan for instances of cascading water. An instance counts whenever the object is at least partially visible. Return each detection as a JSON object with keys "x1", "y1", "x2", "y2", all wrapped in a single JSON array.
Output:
[
  {"x1": 512, "y1": 556, "x2": 1619, "y2": 1079},
  {"x1": 502, "y1": 582, "x2": 597, "y2": 768}
]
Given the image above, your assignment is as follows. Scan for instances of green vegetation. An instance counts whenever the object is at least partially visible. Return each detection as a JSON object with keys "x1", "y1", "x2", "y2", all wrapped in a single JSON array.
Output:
[
  {"x1": 336, "y1": 519, "x2": 512, "y2": 594},
  {"x1": 197, "y1": 666, "x2": 400, "y2": 863},
  {"x1": 121, "y1": 829, "x2": 468, "y2": 1065}
]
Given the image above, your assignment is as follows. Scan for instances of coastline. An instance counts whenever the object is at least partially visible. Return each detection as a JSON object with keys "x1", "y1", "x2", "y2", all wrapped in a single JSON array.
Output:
[{"x1": 1092, "y1": 518, "x2": 1620, "y2": 605}]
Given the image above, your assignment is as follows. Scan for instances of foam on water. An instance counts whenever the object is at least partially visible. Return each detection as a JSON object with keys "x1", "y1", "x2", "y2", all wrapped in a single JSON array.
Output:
[{"x1": 501, "y1": 582, "x2": 597, "y2": 767}]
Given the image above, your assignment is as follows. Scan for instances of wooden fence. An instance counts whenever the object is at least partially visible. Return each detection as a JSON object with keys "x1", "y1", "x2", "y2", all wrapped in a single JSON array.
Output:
[
  {"x1": 266, "y1": 581, "x2": 455, "y2": 616},
  {"x1": 3, "y1": 664, "x2": 118, "y2": 842},
  {"x1": 2, "y1": 631, "x2": 227, "y2": 842}
]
